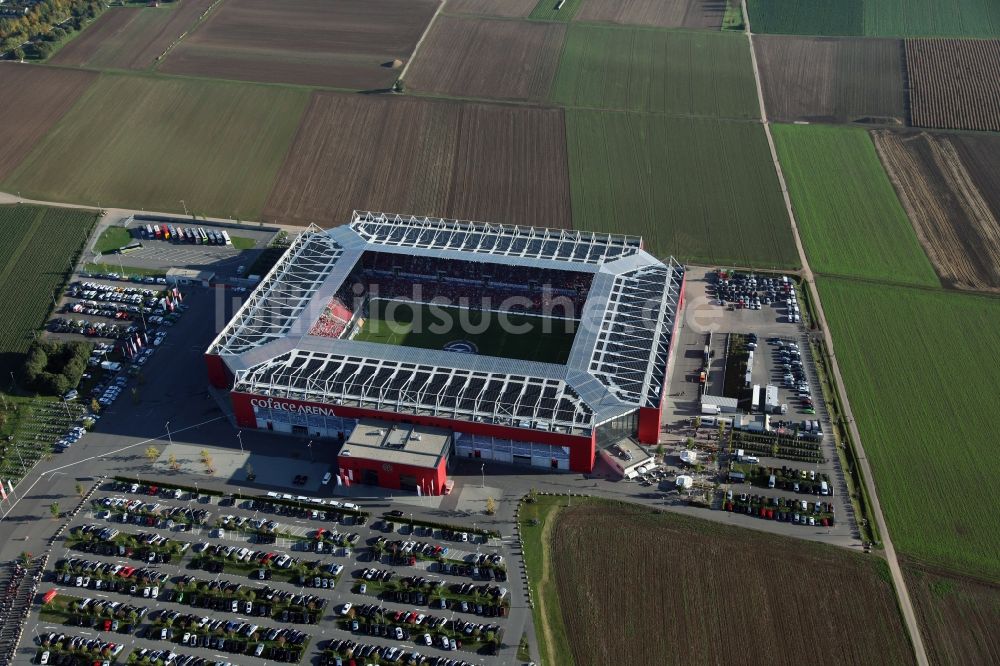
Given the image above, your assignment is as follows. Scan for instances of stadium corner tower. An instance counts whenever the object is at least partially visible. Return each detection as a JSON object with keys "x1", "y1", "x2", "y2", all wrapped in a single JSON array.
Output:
[{"x1": 206, "y1": 212, "x2": 685, "y2": 486}]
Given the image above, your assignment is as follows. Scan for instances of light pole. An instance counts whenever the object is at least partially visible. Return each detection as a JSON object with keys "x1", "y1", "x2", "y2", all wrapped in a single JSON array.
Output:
[
  {"x1": 237, "y1": 431, "x2": 244, "y2": 453},
  {"x1": 306, "y1": 440, "x2": 314, "y2": 462},
  {"x1": 165, "y1": 421, "x2": 172, "y2": 447},
  {"x1": 480, "y1": 463, "x2": 485, "y2": 489}
]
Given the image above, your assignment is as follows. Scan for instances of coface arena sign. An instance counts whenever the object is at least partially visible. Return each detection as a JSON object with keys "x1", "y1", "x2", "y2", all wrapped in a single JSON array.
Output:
[{"x1": 250, "y1": 397, "x2": 336, "y2": 417}]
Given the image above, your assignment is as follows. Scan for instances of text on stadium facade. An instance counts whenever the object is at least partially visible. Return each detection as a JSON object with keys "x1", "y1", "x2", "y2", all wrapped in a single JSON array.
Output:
[{"x1": 250, "y1": 397, "x2": 335, "y2": 416}]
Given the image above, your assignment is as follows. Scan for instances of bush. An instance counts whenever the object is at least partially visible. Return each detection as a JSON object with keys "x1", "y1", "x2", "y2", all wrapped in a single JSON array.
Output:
[{"x1": 20, "y1": 340, "x2": 92, "y2": 396}]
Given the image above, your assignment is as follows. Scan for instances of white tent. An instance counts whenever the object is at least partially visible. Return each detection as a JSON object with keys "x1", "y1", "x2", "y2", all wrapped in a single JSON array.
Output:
[
  {"x1": 676, "y1": 475, "x2": 693, "y2": 489},
  {"x1": 679, "y1": 449, "x2": 699, "y2": 465}
]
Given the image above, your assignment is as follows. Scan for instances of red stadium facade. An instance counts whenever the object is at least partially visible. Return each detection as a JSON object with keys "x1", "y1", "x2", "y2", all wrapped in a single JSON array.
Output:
[{"x1": 206, "y1": 213, "x2": 685, "y2": 489}]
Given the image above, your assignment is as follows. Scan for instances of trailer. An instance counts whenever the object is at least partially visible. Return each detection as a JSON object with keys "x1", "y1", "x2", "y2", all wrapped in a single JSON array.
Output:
[{"x1": 751, "y1": 385, "x2": 761, "y2": 411}]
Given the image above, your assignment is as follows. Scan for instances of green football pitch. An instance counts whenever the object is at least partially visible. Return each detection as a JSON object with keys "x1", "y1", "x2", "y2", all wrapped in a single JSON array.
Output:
[{"x1": 353, "y1": 300, "x2": 578, "y2": 364}]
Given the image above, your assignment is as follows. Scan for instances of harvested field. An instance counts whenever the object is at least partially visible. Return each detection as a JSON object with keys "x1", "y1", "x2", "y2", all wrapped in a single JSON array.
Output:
[
  {"x1": 48, "y1": 8, "x2": 141, "y2": 67},
  {"x1": 906, "y1": 38, "x2": 1000, "y2": 132},
  {"x1": 903, "y1": 562, "x2": 1000, "y2": 666},
  {"x1": 747, "y1": 0, "x2": 863, "y2": 36},
  {"x1": 871, "y1": 130, "x2": 1000, "y2": 291},
  {"x1": 950, "y1": 132, "x2": 1000, "y2": 219},
  {"x1": 575, "y1": 0, "x2": 724, "y2": 29},
  {"x1": 754, "y1": 35, "x2": 906, "y2": 123},
  {"x1": 819, "y1": 278, "x2": 1000, "y2": 580},
  {"x1": 406, "y1": 15, "x2": 565, "y2": 102},
  {"x1": 160, "y1": 0, "x2": 437, "y2": 89},
  {"x1": 520, "y1": 496, "x2": 914, "y2": 666},
  {"x1": 566, "y1": 111, "x2": 796, "y2": 267},
  {"x1": 5, "y1": 75, "x2": 308, "y2": 219},
  {"x1": 0, "y1": 64, "x2": 97, "y2": 182},
  {"x1": 444, "y1": 0, "x2": 537, "y2": 18},
  {"x1": 551, "y1": 25, "x2": 759, "y2": 118},
  {"x1": 772, "y1": 124, "x2": 938, "y2": 285},
  {"x1": 262, "y1": 93, "x2": 572, "y2": 229}
]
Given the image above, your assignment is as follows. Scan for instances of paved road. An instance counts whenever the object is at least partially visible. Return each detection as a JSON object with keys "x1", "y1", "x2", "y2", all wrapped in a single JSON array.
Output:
[{"x1": 740, "y1": 2, "x2": 929, "y2": 663}]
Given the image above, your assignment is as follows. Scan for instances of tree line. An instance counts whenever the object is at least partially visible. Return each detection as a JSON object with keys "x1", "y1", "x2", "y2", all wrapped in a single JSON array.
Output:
[{"x1": 1, "y1": 0, "x2": 105, "y2": 59}]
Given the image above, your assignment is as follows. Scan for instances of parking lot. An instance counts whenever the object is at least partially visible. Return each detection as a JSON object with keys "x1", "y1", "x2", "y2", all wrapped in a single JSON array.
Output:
[
  {"x1": 23, "y1": 478, "x2": 513, "y2": 665},
  {"x1": 659, "y1": 266, "x2": 858, "y2": 544}
]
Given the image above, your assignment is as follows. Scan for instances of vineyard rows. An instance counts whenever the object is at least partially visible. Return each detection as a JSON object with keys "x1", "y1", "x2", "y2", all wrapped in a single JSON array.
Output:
[
  {"x1": 0, "y1": 205, "x2": 98, "y2": 377},
  {"x1": 907, "y1": 39, "x2": 1000, "y2": 132}
]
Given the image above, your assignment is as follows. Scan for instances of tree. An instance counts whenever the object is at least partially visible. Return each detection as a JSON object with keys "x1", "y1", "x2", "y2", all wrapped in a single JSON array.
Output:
[
  {"x1": 145, "y1": 446, "x2": 160, "y2": 463},
  {"x1": 90, "y1": 398, "x2": 101, "y2": 413},
  {"x1": 50, "y1": 502, "x2": 60, "y2": 519},
  {"x1": 655, "y1": 443, "x2": 665, "y2": 457},
  {"x1": 75, "y1": 482, "x2": 84, "y2": 497},
  {"x1": 693, "y1": 416, "x2": 702, "y2": 430},
  {"x1": 13, "y1": 47, "x2": 25, "y2": 61},
  {"x1": 168, "y1": 453, "x2": 179, "y2": 471},
  {"x1": 485, "y1": 497, "x2": 496, "y2": 515}
]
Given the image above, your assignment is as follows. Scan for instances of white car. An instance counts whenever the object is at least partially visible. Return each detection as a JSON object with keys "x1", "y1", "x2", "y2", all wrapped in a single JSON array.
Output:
[
  {"x1": 337, "y1": 603, "x2": 352, "y2": 616},
  {"x1": 321, "y1": 472, "x2": 332, "y2": 485}
]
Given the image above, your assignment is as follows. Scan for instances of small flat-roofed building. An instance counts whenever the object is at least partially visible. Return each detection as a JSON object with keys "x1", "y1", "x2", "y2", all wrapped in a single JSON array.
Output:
[{"x1": 338, "y1": 419, "x2": 450, "y2": 495}]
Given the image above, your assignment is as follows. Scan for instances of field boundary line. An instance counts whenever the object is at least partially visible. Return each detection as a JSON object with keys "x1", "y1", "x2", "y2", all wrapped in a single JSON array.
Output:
[
  {"x1": 534, "y1": 502, "x2": 560, "y2": 666},
  {"x1": 397, "y1": 0, "x2": 446, "y2": 84},
  {"x1": 740, "y1": 2, "x2": 929, "y2": 664}
]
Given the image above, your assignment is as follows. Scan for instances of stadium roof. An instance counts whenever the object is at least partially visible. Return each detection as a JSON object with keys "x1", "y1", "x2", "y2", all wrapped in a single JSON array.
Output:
[{"x1": 210, "y1": 212, "x2": 683, "y2": 436}]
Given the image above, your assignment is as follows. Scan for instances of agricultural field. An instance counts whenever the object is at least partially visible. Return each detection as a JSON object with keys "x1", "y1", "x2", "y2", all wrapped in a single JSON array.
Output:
[
  {"x1": 159, "y1": 0, "x2": 437, "y2": 89},
  {"x1": 772, "y1": 124, "x2": 938, "y2": 286},
  {"x1": 550, "y1": 25, "x2": 759, "y2": 118},
  {"x1": 520, "y1": 496, "x2": 914, "y2": 666},
  {"x1": 262, "y1": 93, "x2": 572, "y2": 229},
  {"x1": 51, "y1": 0, "x2": 217, "y2": 70},
  {"x1": 871, "y1": 130, "x2": 1000, "y2": 292},
  {"x1": 950, "y1": 132, "x2": 1000, "y2": 219},
  {"x1": 529, "y1": 0, "x2": 583, "y2": 21},
  {"x1": 0, "y1": 205, "x2": 98, "y2": 378},
  {"x1": 445, "y1": 0, "x2": 538, "y2": 18},
  {"x1": 819, "y1": 278, "x2": 1000, "y2": 580},
  {"x1": 747, "y1": 0, "x2": 1000, "y2": 37},
  {"x1": 0, "y1": 64, "x2": 97, "y2": 182},
  {"x1": 405, "y1": 15, "x2": 566, "y2": 102},
  {"x1": 565, "y1": 111, "x2": 796, "y2": 267},
  {"x1": 4, "y1": 75, "x2": 308, "y2": 220},
  {"x1": 48, "y1": 7, "x2": 142, "y2": 67},
  {"x1": 906, "y1": 39, "x2": 1000, "y2": 132},
  {"x1": 754, "y1": 35, "x2": 906, "y2": 124},
  {"x1": 575, "y1": 0, "x2": 724, "y2": 29},
  {"x1": 903, "y1": 562, "x2": 1000, "y2": 666}
]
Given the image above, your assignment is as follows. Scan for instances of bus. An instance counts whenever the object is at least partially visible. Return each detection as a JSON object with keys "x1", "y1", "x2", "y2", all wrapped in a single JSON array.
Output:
[
  {"x1": 198, "y1": 228, "x2": 209, "y2": 244},
  {"x1": 144, "y1": 224, "x2": 154, "y2": 239},
  {"x1": 221, "y1": 230, "x2": 232, "y2": 245},
  {"x1": 153, "y1": 225, "x2": 163, "y2": 239},
  {"x1": 119, "y1": 241, "x2": 142, "y2": 254}
]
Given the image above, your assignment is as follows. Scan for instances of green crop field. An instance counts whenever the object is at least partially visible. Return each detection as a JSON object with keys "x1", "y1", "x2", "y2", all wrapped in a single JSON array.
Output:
[
  {"x1": 565, "y1": 111, "x2": 797, "y2": 268},
  {"x1": 820, "y1": 278, "x2": 1000, "y2": 579},
  {"x1": 354, "y1": 299, "x2": 578, "y2": 364},
  {"x1": 748, "y1": 0, "x2": 1000, "y2": 37},
  {"x1": 772, "y1": 124, "x2": 938, "y2": 286},
  {"x1": 4, "y1": 75, "x2": 308, "y2": 220},
  {"x1": 0, "y1": 205, "x2": 99, "y2": 377},
  {"x1": 529, "y1": 0, "x2": 583, "y2": 21},
  {"x1": 550, "y1": 25, "x2": 759, "y2": 118}
]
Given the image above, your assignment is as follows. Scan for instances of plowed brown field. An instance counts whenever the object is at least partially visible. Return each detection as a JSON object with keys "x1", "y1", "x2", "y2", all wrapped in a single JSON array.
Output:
[
  {"x1": 951, "y1": 132, "x2": 1000, "y2": 220},
  {"x1": 406, "y1": 15, "x2": 565, "y2": 102},
  {"x1": 0, "y1": 64, "x2": 96, "y2": 182},
  {"x1": 576, "y1": 0, "x2": 723, "y2": 28},
  {"x1": 49, "y1": 8, "x2": 141, "y2": 67},
  {"x1": 445, "y1": 0, "x2": 537, "y2": 18},
  {"x1": 907, "y1": 39, "x2": 1000, "y2": 132},
  {"x1": 159, "y1": 0, "x2": 436, "y2": 89},
  {"x1": 262, "y1": 93, "x2": 572, "y2": 228},
  {"x1": 872, "y1": 130, "x2": 1000, "y2": 292},
  {"x1": 755, "y1": 35, "x2": 906, "y2": 123},
  {"x1": 549, "y1": 501, "x2": 914, "y2": 666},
  {"x1": 904, "y1": 562, "x2": 1000, "y2": 666}
]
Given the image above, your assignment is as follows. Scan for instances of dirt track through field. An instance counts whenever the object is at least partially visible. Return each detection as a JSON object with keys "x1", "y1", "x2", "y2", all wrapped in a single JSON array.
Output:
[{"x1": 872, "y1": 130, "x2": 1000, "y2": 292}]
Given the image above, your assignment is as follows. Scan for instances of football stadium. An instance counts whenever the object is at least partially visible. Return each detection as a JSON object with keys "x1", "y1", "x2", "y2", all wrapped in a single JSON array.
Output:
[{"x1": 206, "y1": 212, "x2": 685, "y2": 492}]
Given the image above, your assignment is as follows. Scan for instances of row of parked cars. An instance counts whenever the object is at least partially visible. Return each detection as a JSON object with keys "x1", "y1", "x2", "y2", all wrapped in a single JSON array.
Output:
[
  {"x1": 321, "y1": 638, "x2": 483, "y2": 666},
  {"x1": 35, "y1": 634, "x2": 124, "y2": 665}
]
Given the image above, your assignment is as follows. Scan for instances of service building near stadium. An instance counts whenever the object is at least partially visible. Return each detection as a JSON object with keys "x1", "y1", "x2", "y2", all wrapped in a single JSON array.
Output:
[{"x1": 206, "y1": 212, "x2": 685, "y2": 494}]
